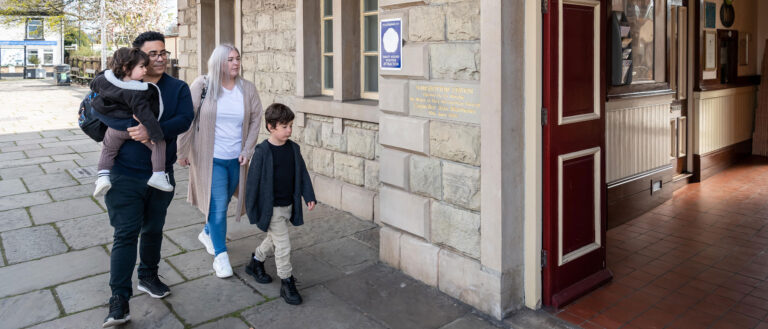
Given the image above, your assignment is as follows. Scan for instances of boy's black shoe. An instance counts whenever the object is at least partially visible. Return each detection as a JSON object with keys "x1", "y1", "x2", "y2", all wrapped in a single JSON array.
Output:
[
  {"x1": 137, "y1": 274, "x2": 170, "y2": 298},
  {"x1": 245, "y1": 253, "x2": 273, "y2": 283},
  {"x1": 280, "y1": 276, "x2": 302, "y2": 305},
  {"x1": 102, "y1": 295, "x2": 130, "y2": 328}
]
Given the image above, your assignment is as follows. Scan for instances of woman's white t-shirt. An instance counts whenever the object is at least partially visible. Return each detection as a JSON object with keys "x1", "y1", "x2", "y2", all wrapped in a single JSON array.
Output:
[{"x1": 213, "y1": 85, "x2": 245, "y2": 160}]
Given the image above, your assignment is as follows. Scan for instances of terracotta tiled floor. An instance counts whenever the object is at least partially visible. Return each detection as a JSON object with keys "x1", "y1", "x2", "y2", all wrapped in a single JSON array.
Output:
[{"x1": 556, "y1": 157, "x2": 768, "y2": 329}]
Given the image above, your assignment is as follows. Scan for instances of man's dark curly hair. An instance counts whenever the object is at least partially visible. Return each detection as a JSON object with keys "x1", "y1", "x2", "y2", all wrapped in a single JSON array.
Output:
[
  {"x1": 265, "y1": 103, "x2": 295, "y2": 132},
  {"x1": 109, "y1": 47, "x2": 149, "y2": 79},
  {"x1": 132, "y1": 31, "x2": 165, "y2": 48}
]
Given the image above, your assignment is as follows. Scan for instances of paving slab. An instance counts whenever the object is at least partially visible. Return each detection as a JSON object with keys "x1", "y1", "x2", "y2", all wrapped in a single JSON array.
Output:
[
  {"x1": 305, "y1": 237, "x2": 378, "y2": 274},
  {"x1": 29, "y1": 197, "x2": 103, "y2": 224},
  {"x1": 15, "y1": 138, "x2": 61, "y2": 145},
  {"x1": 290, "y1": 214, "x2": 377, "y2": 250},
  {"x1": 352, "y1": 227, "x2": 380, "y2": 250},
  {"x1": 50, "y1": 153, "x2": 82, "y2": 161},
  {"x1": 0, "y1": 164, "x2": 45, "y2": 179},
  {"x1": 1, "y1": 143, "x2": 42, "y2": 153},
  {"x1": 440, "y1": 313, "x2": 506, "y2": 329},
  {"x1": 503, "y1": 308, "x2": 578, "y2": 329},
  {"x1": 106, "y1": 237, "x2": 182, "y2": 259},
  {"x1": 48, "y1": 184, "x2": 95, "y2": 201},
  {"x1": 165, "y1": 275, "x2": 264, "y2": 325},
  {"x1": 243, "y1": 285, "x2": 386, "y2": 329},
  {"x1": 0, "y1": 247, "x2": 109, "y2": 298},
  {"x1": 324, "y1": 264, "x2": 471, "y2": 329},
  {"x1": 0, "y1": 289, "x2": 60, "y2": 329},
  {"x1": 0, "y1": 208, "x2": 31, "y2": 232},
  {"x1": 40, "y1": 139, "x2": 93, "y2": 149},
  {"x1": 57, "y1": 213, "x2": 112, "y2": 250},
  {"x1": 56, "y1": 260, "x2": 184, "y2": 314},
  {"x1": 0, "y1": 191, "x2": 51, "y2": 212},
  {"x1": 0, "y1": 151, "x2": 25, "y2": 162},
  {"x1": 0, "y1": 132, "x2": 42, "y2": 143},
  {"x1": 40, "y1": 160, "x2": 80, "y2": 174},
  {"x1": 193, "y1": 316, "x2": 251, "y2": 329},
  {"x1": 166, "y1": 249, "x2": 214, "y2": 280},
  {"x1": 41, "y1": 130, "x2": 75, "y2": 138},
  {"x1": 0, "y1": 156, "x2": 51, "y2": 169},
  {"x1": 165, "y1": 224, "x2": 206, "y2": 252},
  {"x1": 22, "y1": 172, "x2": 78, "y2": 192},
  {"x1": 24, "y1": 147, "x2": 74, "y2": 158},
  {"x1": 27, "y1": 306, "x2": 106, "y2": 329},
  {"x1": 164, "y1": 201, "x2": 205, "y2": 230},
  {"x1": 1, "y1": 225, "x2": 68, "y2": 264},
  {"x1": 0, "y1": 178, "x2": 28, "y2": 197},
  {"x1": 121, "y1": 295, "x2": 185, "y2": 329},
  {"x1": 227, "y1": 218, "x2": 266, "y2": 241},
  {"x1": 72, "y1": 143, "x2": 101, "y2": 153}
]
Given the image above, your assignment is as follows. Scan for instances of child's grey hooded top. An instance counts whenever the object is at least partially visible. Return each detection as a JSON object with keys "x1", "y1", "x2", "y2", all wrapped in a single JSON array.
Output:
[
  {"x1": 90, "y1": 69, "x2": 165, "y2": 142},
  {"x1": 244, "y1": 139, "x2": 316, "y2": 232}
]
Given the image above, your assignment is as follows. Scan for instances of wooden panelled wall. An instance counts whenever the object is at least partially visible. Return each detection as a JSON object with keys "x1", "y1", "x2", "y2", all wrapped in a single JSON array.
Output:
[{"x1": 693, "y1": 86, "x2": 756, "y2": 155}]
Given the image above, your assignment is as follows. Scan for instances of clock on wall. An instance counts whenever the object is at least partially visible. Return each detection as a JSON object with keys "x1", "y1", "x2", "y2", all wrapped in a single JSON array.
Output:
[{"x1": 721, "y1": 1, "x2": 735, "y2": 27}]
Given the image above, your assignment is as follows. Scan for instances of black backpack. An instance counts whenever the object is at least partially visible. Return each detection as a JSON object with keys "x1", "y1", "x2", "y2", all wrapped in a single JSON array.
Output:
[{"x1": 78, "y1": 92, "x2": 107, "y2": 142}]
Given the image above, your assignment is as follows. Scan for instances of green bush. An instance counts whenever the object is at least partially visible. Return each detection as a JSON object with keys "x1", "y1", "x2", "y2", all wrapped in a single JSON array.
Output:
[{"x1": 28, "y1": 55, "x2": 40, "y2": 65}]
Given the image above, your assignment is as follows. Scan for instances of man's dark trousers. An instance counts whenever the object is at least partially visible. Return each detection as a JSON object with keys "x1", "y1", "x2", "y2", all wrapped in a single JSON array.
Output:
[{"x1": 106, "y1": 173, "x2": 175, "y2": 299}]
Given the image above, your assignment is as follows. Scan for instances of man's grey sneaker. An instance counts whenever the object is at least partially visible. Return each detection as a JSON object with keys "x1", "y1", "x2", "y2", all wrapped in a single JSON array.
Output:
[
  {"x1": 102, "y1": 295, "x2": 130, "y2": 328},
  {"x1": 137, "y1": 275, "x2": 170, "y2": 298}
]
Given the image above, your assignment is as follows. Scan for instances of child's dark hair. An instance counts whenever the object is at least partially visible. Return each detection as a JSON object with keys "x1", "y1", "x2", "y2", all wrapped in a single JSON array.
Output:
[
  {"x1": 109, "y1": 47, "x2": 149, "y2": 79},
  {"x1": 265, "y1": 103, "x2": 295, "y2": 132},
  {"x1": 132, "y1": 31, "x2": 165, "y2": 48}
]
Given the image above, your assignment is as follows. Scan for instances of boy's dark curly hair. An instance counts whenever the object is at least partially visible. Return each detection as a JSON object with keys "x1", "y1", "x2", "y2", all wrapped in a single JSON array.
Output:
[
  {"x1": 109, "y1": 47, "x2": 149, "y2": 79},
  {"x1": 265, "y1": 103, "x2": 295, "y2": 132},
  {"x1": 132, "y1": 31, "x2": 165, "y2": 49}
]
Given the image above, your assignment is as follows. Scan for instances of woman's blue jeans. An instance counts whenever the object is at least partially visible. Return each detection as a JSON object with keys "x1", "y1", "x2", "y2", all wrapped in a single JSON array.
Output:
[{"x1": 205, "y1": 157, "x2": 240, "y2": 256}]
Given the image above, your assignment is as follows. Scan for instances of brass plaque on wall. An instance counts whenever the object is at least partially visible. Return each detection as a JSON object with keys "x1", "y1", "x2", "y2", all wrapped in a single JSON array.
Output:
[{"x1": 409, "y1": 81, "x2": 481, "y2": 124}]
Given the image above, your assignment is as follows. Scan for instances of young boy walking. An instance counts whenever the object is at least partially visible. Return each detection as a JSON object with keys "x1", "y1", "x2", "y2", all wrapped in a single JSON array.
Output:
[{"x1": 244, "y1": 103, "x2": 316, "y2": 305}]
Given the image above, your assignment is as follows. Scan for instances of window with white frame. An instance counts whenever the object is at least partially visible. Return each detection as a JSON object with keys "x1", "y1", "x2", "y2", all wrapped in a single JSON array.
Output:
[
  {"x1": 43, "y1": 49, "x2": 53, "y2": 65},
  {"x1": 26, "y1": 19, "x2": 44, "y2": 40},
  {"x1": 321, "y1": 0, "x2": 334, "y2": 95},
  {"x1": 361, "y1": 0, "x2": 378, "y2": 99}
]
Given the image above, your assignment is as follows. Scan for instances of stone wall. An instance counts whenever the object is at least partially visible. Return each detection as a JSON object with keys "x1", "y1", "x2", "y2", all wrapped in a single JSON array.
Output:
[{"x1": 177, "y1": 0, "x2": 198, "y2": 83}]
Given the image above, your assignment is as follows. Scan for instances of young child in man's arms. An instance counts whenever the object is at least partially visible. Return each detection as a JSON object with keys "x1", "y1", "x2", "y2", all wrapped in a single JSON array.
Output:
[{"x1": 243, "y1": 103, "x2": 316, "y2": 305}]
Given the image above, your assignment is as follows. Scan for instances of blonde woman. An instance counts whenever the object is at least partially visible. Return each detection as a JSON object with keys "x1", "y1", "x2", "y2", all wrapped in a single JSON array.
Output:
[{"x1": 177, "y1": 44, "x2": 263, "y2": 278}]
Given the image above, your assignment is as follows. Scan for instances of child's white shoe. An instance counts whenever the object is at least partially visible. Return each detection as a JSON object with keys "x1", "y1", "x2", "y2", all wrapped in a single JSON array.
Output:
[
  {"x1": 147, "y1": 172, "x2": 173, "y2": 192},
  {"x1": 93, "y1": 176, "x2": 112, "y2": 197}
]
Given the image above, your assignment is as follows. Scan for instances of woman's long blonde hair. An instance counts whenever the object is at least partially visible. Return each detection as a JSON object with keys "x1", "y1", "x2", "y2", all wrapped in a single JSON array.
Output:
[{"x1": 206, "y1": 43, "x2": 241, "y2": 102}]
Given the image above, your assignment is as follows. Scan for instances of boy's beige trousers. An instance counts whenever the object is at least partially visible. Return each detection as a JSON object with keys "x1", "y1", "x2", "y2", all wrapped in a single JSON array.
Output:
[{"x1": 254, "y1": 205, "x2": 293, "y2": 279}]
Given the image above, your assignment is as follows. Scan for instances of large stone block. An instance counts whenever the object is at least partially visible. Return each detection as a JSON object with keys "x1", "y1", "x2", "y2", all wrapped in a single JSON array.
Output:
[
  {"x1": 381, "y1": 0, "x2": 426, "y2": 8},
  {"x1": 364, "y1": 159, "x2": 380, "y2": 190},
  {"x1": 430, "y1": 43, "x2": 480, "y2": 80},
  {"x1": 274, "y1": 10, "x2": 296, "y2": 30},
  {"x1": 346, "y1": 127, "x2": 376, "y2": 159},
  {"x1": 312, "y1": 174, "x2": 342, "y2": 209},
  {"x1": 400, "y1": 234, "x2": 439, "y2": 286},
  {"x1": 438, "y1": 249, "x2": 504, "y2": 318},
  {"x1": 447, "y1": 1, "x2": 480, "y2": 41},
  {"x1": 379, "y1": 79, "x2": 409, "y2": 114},
  {"x1": 431, "y1": 202, "x2": 480, "y2": 258},
  {"x1": 303, "y1": 119, "x2": 322, "y2": 147},
  {"x1": 409, "y1": 155, "x2": 442, "y2": 199},
  {"x1": 311, "y1": 147, "x2": 334, "y2": 177},
  {"x1": 408, "y1": 6, "x2": 445, "y2": 42},
  {"x1": 243, "y1": 14, "x2": 259, "y2": 34},
  {"x1": 334, "y1": 153, "x2": 364, "y2": 186},
  {"x1": 380, "y1": 44, "x2": 429, "y2": 79},
  {"x1": 256, "y1": 13, "x2": 274, "y2": 31},
  {"x1": 178, "y1": 24, "x2": 189, "y2": 38},
  {"x1": 380, "y1": 186, "x2": 430, "y2": 238},
  {"x1": 274, "y1": 51, "x2": 296, "y2": 73},
  {"x1": 2, "y1": 225, "x2": 68, "y2": 264},
  {"x1": 379, "y1": 114, "x2": 429, "y2": 155},
  {"x1": 429, "y1": 121, "x2": 480, "y2": 165},
  {"x1": 341, "y1": 183, "x2": 375, "y2": 220},
  {"x1": 379, "y1": 148, "x2": 410, "y2": 189},
  {"x1": 322, "y1": 122, "x2": 347, "y2": 152},
  {"x1": 299, "y1": 143, "x2": 314, "y2": 171},
  {"x1": 257, "y1": 52, "x2": 274, "y2": 71},
  {"x1": 379, "y1": 227, "x2": 402, "y2": 268},
  {"x1": 442, "y1": 161, "x2": 480, "y2": 210},
  {"x1": 242, "y1": 53, "x2": 258, "y2": 71}
]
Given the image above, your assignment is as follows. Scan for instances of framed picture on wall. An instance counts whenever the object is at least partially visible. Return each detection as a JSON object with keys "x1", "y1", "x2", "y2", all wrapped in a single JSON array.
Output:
[
  {"x1": 705, "y1": 31, "x2": 716, "y2": 70},
  {"x1": 704, "y1": 1, "x2": 716, "y2": 29},
  {"x1": 739, "y1": 32, "x2": 749, "y2": 66}
]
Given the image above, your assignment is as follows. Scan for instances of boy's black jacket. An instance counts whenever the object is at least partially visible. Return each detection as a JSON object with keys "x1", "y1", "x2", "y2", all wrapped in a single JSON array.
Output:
[
  {"x1": 90, "y1": 70, "x2": 164, "y2": 142},
  {"x1": 245, "y1": 139, "x2": 316, "y2": 232}
]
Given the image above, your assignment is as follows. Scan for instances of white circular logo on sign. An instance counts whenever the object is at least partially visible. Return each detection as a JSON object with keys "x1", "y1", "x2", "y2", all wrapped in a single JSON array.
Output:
[{"x1": 382, "y1": 28, "x2": 399, "y2": 53}]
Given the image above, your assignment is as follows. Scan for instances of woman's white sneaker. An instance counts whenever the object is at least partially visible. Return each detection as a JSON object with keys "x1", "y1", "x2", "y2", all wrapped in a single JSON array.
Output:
[
  {"x1": 147, "y1": 172, "x2": 173, "y2": 192},
  {"x1": 213, "y1": 252, "x2": 233, "y2": 278},
  {"x1": 93, "y1": 176, "x2": 112, "y2": 197},
  {"x1": 198, "y1": 230, "x2": 215, "y2": 255}
]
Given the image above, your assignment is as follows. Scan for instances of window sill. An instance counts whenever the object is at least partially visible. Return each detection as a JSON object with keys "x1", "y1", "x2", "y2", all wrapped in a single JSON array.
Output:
[{"x1": 291, "y1": 96, "x2": 379, "y2": 123}]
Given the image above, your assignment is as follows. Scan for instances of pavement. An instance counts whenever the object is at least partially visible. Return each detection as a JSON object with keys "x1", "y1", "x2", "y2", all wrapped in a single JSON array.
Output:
[{"x1": 0, "y1": 78, "x2": 574, "y2": 329}]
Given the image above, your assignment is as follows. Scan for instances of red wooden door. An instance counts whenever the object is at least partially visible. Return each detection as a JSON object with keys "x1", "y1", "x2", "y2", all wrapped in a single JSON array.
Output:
[{"x1": 542, "y1": 0, "x2": 611, "y2": 308}]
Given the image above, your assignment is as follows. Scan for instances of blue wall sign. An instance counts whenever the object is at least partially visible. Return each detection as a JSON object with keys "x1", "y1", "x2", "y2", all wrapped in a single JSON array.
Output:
[
  {"x1": 380, "y1": 18, "x2": 402, "y2": 71},
  {"x1": 0, "y1": 40, "x2": 57, "y2": 46}
]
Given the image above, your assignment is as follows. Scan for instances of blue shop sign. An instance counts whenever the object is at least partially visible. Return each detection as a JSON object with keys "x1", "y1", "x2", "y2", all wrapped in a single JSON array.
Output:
[
  {"x1": 0, "y1": 40, "x2": 57, "y2": 46},
  {"x1": 380, "y1": 18, "x2": 402, "y2": 71}
]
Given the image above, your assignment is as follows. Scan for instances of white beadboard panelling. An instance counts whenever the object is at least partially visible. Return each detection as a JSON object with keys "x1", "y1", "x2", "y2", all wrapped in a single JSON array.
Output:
[
  {"x1": 694, "y1": 87, "x2": 756, "y2": 155},
  {"x1": 606, "y1": 102, "x2": 671, "y2": 183}
]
